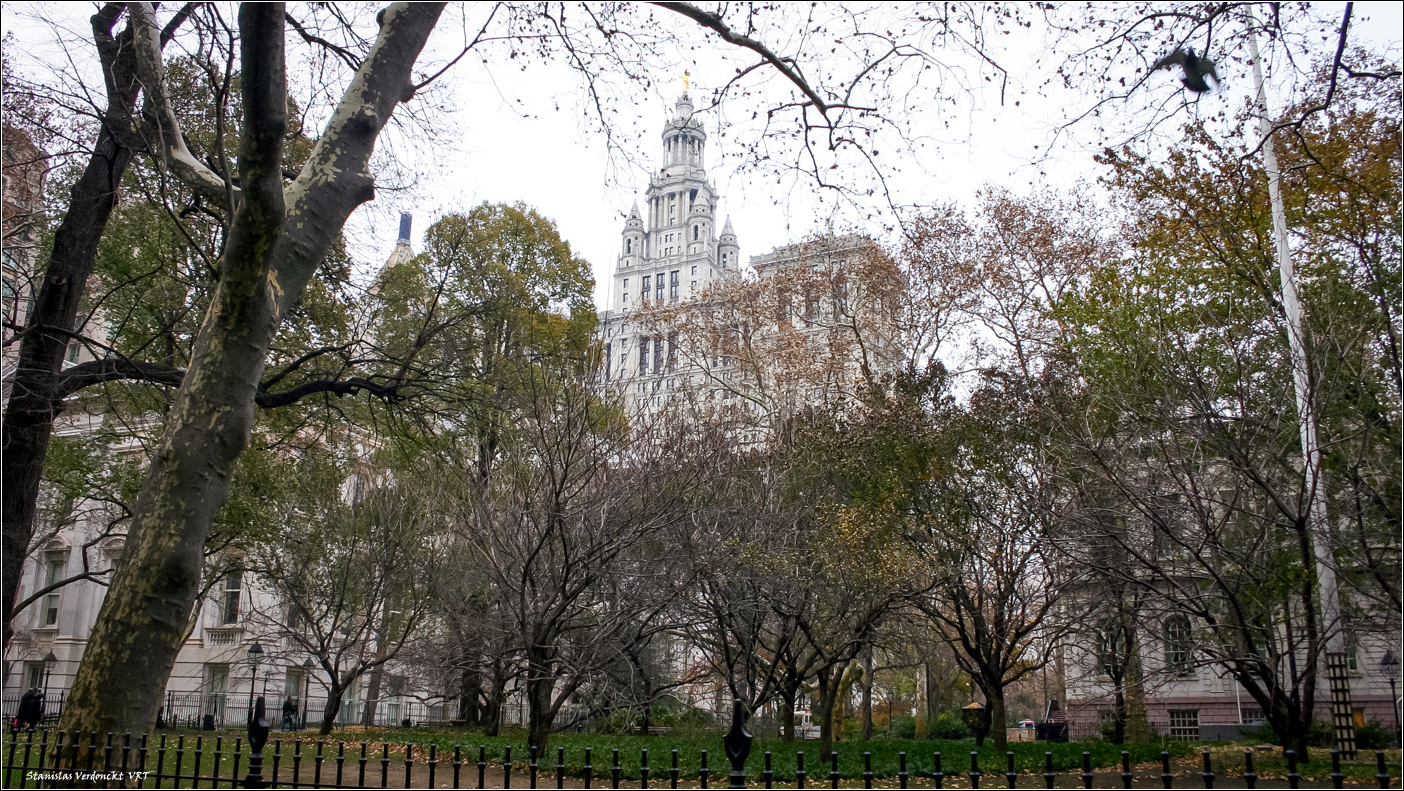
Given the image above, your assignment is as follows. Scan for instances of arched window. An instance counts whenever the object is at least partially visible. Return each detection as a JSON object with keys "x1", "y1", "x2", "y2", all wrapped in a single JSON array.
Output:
[{"x1": 1164, "y1": 615, "x2": 1193, "y2": 676}]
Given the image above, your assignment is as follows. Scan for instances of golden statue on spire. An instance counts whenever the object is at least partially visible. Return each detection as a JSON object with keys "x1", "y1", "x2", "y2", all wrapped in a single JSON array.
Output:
[{"x1": 683, "y1": 71, "x2": 691, "y2": 94}]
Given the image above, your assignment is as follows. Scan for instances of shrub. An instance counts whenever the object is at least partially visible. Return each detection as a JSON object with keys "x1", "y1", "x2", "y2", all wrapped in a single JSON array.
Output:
[
  {"x1": 927, "y1": 710, "x2": 971, "y2": 740},
  {"x1": 889, "y1": 715, "x2": 917, "y2": 739}
]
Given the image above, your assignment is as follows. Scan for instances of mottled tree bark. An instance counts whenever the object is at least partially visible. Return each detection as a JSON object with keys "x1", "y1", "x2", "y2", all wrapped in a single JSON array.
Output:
[
  {"x1": 2, "y1": 3, "x2": 145, "y2": 651},
  {"x1": 57, "y1": 1, "x2": 445, "y2": 740}
]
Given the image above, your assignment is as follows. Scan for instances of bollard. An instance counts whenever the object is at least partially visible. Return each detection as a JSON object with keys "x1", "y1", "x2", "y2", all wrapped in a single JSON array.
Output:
[
  {"x1": 864, "y1": 751, "x2": 874, "y2": 789},
  {"x1": 933, "y1": 751, "x2": 944, "y2": 789},
  {"x1": 505, "y1": 745, "x2": 513, "y2": 789},
  {"x1": 1044, "y1": 751, "x2": 1056, "y2": 790},
  {"x1": 612, "y1": 747, "x2": 621, "y2": 790},
  {"x1": 1243, "y1": 749, "x2": 1256, "y2": 789},
  {"x1": 797, "y1": 750, "x2": 806, "y2": 790},
  {"x1": 531, "y1": 744, "x2": 539, "y2": 789},
  {"x1": 1161, "y1": 750, "x2": 1174, "y2": 789},
  {"x1": 1121, "y1": 750, "x2": 1133, "y2": 789},
  {"x1": 1285, "y1": 749, "x2": 1299, "y2": 790},
  {"x1": 1006, "y1": 751, "x2": 1018, "y2": 788},
  {"x1": 1330, "y1": 749, "x2": 1344, "y2": 789},
  {"x1": 899, "y1": 751, "x2": 909, "y2": 789},
  {"x1": 1376, "y1": 750, "x2": 1393, "y2": 789},
  {"x1": 701, "y1": 749, "x2": 710, "y2": 789},
  {"x1": 585, "y1": 747, "x2": 593, "y2": 790},
  {"x1": 970, "y1": 751, "x2": 982, "y2": 790},
  {"x1": 558, "y1": 747, "x2": 566, "y2": 790},
  {"x1": 763, "y1": 750, "x2": 772, "y2": 789},
  {"x1": 672, "y1": 748, "x2": 680, "y2": 790},
  {"x1": 1200, "y1": 749, "x2": 1214, "y2": 789},
  {"x1": 643, "y1": 748, "x2": 651, "y2": 790},
  {"x1": 830, "y1": 751, "x2": 840, "y2": 790},
  {"x1": 480, "y1": 745, "x2": 488, "y2": 790},
  {"x1": 1081, "y1": 751, "x2": 1094, "y2": 789}
]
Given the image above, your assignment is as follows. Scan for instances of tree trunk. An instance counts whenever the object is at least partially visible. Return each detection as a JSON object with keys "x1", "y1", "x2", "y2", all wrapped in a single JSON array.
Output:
[
  {"x1": 986, "y1": 683, "x2": 1008, "y2": 752},
  {"x1": 860, "y1": 648, "x2": 873, "y2": 741},
  {"x1": 924, "y1": 661, "x2": 942, "y2": 735},
  {"x1": 459, "y1": 665, "x2": 482, "y2": 725},
  {"x1": 320, "y1": 685, "x2": 344, "y2": 736},
  {"x1": 362, "y1": 663, "x2": 385, "y2": 727},
  {"x1": 55, "y1": 2, "x2": 445, "y2": 739},
  {"x1": 1, "y1": 4, "x2": 145, "y2": 648},
  {"x1": 483, "y1": 668, "x2": 509, "y2": 736},
  {"x1": 813, "y1": 665, "x2": 841, "y2": 758},
  {"x1": 779, "y1": 676, "x2": 798, "y2": 742},
  {"x1": 525, "y1": 646, "x2": 556, "y2": 754},
  {"x1": 1124, "y1": 634, "x2": 1149, "y2": 745}
]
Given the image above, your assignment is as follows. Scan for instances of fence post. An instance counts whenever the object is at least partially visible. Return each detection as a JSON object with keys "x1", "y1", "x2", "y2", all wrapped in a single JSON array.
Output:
[
  {"x1": 642, "y1": 748, "x2": 651, "y2": 789},
  {"x1": 796, "y1": 750, "x2": 806, "y2": 790},
  {"x1": 531, "y1": 744, "x2": 539, "y2": 789},
  {"x1": 1200, "y1": 749, "x2": 1214, "y2": 789},
  {"x1": 764, "y1": 750, "x2": 772, "y2": 789},
  {"x1": 724, "y1": 699, "x2": 752, "y2": 790},
  {"x1": 863, "y1": 752, "x2": 874, "y2": 789},
  {"x1": 559, "y1": 746, "x2": 566, "y2": 789},
  {"x1": 406, "y1": 743, "x2": 416, "y2": 789},
  {"x1": 1081, "y1": 751, "x2": 1093, "y2": 789},
  {"x1": 612, "y1": 747, "x2": 621, "y2": 789},
  {"x1": 243, "y1": 697, "x2": 270, "y2": 789},
  {"x1": 830, "y1": 751, "x2": 840, "y2": 790},
  {"x1": 429, "y1": 744, "x2": 440, "y2": 789},
  {"x1": 1330, "y1": 749, "x2": 1344, "y2": 789},
  {"x1": 1006, "y1": 751, "x2": 1017, "y2": 788},
  {"x1": 672, "y1": 748, "x2": 680, "y2": 790},
  {"x1": 480, "y1": 744, "x2": 488, "y2": 790},
  {"x1": 969, "y1": 751, "x2": 981, "y2": 790},
  {"x1": 1044, "y1": 751, "x2": 1055, "y2": 790},
  {"x1": 584, "y1": 746, "x2": 592, "y2": 790},
  {"x1": 504, "y1": 744, "x2": 512, "y2": 789},
  {"x1": 1160, "y1": 750, "x2": 1174, "y2": 789},
  {"x1": 1121, "y1": 750, "x2": 1133, "y2": 789},
  {"x1": 1285, "y1": 749, "x2": 1299, "y2": 789},
  {"x1": 700, "y1": 749, "x2": 710, "y2": 789},
  {"x1": 898, "y1": 751, "x2": 908, "y2": 789},
  {"x1": 1376, "y1": 750, "x2": 1392, "y2": 789},
  {"x1": 933, "y1": 751, "x2": 944, "y2": 789}
]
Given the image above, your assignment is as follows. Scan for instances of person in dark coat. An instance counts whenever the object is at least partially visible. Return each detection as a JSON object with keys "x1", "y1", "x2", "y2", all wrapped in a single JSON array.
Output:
[
  {"x1": 16, "y1": 688, "x2": 41, "y2": 730},
  {"x1": 282, "y1": 697, "x2": 297, "y2": 730}
]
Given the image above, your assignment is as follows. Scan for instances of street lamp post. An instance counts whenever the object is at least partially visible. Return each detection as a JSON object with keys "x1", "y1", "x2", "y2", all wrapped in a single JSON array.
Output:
[
  {"x1": 1383, "y1": 651, "x2": 1401, "y2": 742},
  {"x1": 41, "y1": 652, "x2": 57, "y2": 721},
  {"x1": 302, "y1": 658, "x2": 315, "y2": 730},
  {"x1": 247, "y1": 642, "x2": 264, "y2": 720}
]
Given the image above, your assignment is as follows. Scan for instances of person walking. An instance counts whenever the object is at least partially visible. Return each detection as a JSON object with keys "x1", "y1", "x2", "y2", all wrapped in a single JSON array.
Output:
[{"x1": 282, "y1": 697, "x2": 297, "y2": 730}]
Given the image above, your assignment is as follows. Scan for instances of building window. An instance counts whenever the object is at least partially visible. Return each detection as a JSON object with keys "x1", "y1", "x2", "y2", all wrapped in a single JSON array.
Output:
[
  {"x1": 1164, "y1": 615, "x2": 1193, "y2": 675},
  {"x1": 1240, "y1": 707, "x2": 1265, "y2": 725},
  {"x1": 639, "y1": 337, "x2": 650, "y2": 372},
  {"x1": 653, "y1": 338, "x2": 663, "y2": 373},
  {"x1": 27, "y1": 663, "x2": 45, "y2": 690},
  {"x1": 67, "y1": 343, "x2": 80, "y2": 363},
  {"x1": 604, "y1": 342, "x2": 611, "y2": 377},
  {"x1": 42, "y1": 556, "x2": 65, "y2": 626},
  {"x1": 691, "y1": 266, "x2": 697, "y2": 276},
  {"x1": 221, "y1": 571, "x2": 242, "y2": 625},
  {"x1": 1095, "y1": 624, "x2": 1127, "y2": 677},
  {"x1": 670, "y1": 270, "x2": 679, "y2": 301},
  {"x1": 205, "y1": 664, "x2": 229, "y2": 724},
  {"x1": 641, "y1": 275, "x2": 650, "y2": 302},
  {"x1": 655, "y1": 276, "x2": 664, "y2": 302},
  {"x1": 1167, "y1": 710, "x2": 1199, "y2": 740},
  {"x1": 626, "y1": 239, "x2": 633, "y2": 254},
  {"x1": 693, "y1": 225, "x2": 699, "y2": 240}
]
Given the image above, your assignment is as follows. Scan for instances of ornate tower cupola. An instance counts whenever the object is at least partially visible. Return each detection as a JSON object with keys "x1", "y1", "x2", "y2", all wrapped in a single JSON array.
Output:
[
  {"x1": 662, "y1": 93, "x2": 707, "y2": 171},
  {"x1": 718, "y1": 215, "x2": 739, "y2": 272},
  {"x1": 620, "y1": 202, "x2": 645, "y2": 265}
]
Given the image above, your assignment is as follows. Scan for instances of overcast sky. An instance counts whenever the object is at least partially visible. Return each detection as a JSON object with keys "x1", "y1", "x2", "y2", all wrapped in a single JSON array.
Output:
[{"x1": 4, "y1": 2, "x2": 1399, "y2": 311}]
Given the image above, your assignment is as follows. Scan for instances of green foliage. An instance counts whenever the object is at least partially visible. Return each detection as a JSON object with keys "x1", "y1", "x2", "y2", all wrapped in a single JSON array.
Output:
[{"x1": 926, "y1": 709, "x2": 972, "y2": 740}]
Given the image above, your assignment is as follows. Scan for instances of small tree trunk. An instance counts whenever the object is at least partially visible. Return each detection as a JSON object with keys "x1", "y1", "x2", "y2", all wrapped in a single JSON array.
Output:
[
  {"x1": 987, "y1": 684, "x2": 1008, "y2": 752},
  {"x1": 860, "y1": 648, "x2": 873, "y2": 741},
  {"x1": 779, "y1": 679, "x2": 798, "y2": 742},
  {"x1": 460, "y1": 666, "x2": 482, "y2": 725},
  {"x1": 1124, "y1": 635, "x2": 1149, "y2": 745},
  {"x1": 320, "y1": 685, "x2": 344, "y2": 736},
  {"x1": 525, "y1": 647, "x2": 556, "y2": 755},
  {"x1": 814, "y1": 666, "x2": 840, "y2": 758}
]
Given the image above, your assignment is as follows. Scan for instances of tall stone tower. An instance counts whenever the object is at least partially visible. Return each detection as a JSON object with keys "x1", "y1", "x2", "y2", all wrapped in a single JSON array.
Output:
[{"x1": 599, "y1": 94, "x2": 739, "y2": 389}]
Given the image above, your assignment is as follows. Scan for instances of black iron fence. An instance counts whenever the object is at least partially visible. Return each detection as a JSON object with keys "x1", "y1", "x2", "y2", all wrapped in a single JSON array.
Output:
[
  {"x1": 158, "y1": 693, "x2": 457, "y2": 731},
  {"x1": 2, "y1": 728, "x2": 1397, "y2": 789},
  {"x1": 1, "y1": 693, "x2": 64, "y2": 727}
]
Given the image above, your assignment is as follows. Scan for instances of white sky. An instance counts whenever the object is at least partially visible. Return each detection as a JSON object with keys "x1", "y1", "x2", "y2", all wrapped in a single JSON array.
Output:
[{"x1": 3, "y1": 2, "x2": 1399, "y2": 311}]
